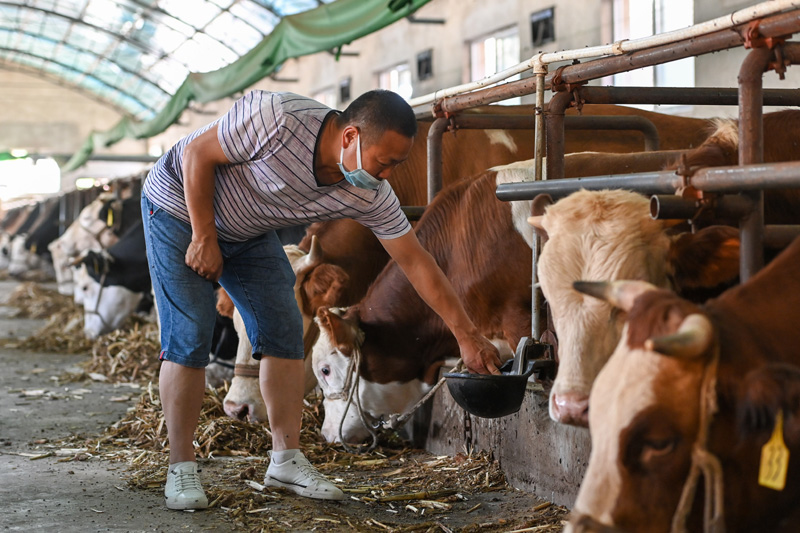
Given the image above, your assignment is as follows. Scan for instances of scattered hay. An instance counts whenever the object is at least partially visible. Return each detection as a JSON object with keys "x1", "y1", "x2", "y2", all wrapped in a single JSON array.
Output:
[
  {"x1": 0, "y1": 282, "x2": 161, "y2": 382},
  {"x1": 10, "y1": 282, "x2": 569, "y2": 531},
  {"x1": 82, "y1": 317, "x2": 161, "y2": 384},
  {"x1": 4, "y1": 281, "x2": 74, "y2": 319},
  {"x1": 68, "y1": 384, "x2": 568, "y2": 532}
]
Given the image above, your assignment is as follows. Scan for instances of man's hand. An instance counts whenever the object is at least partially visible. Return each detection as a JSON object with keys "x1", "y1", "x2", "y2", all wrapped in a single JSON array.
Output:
[
  {"x1": 458, "y1": 333, "x2": 502, "y2": 375},
  {"x1": 185, "y1": 235, "x2": 223, "y2": 282}
]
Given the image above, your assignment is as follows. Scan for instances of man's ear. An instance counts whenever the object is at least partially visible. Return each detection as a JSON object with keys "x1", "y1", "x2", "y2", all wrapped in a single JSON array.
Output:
[
  {"x1": 341, "y1": 125, "x2": 359, "y2": 148},
  {"x1": 738, "y1": 363, "x2": 800, "y2": 447}
]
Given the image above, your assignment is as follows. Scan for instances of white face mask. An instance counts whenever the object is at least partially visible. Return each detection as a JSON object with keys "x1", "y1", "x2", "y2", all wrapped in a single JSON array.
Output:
[{"x1": 337, "y1": 134, "x2": 382, "y2": 190}]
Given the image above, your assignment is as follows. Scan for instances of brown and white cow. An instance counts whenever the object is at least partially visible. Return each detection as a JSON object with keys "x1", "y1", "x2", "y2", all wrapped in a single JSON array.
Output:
[
  {"x1": 534, "y1": 109, "x2": 800, "y2": 427},
  {"x1": 567, "y1": 235, "x2": 800, "y2": 533},
  {"x1": 529, "y1": 189, "x2": 741, "y2": 427},
  {"x1": 311, "y1": 160, "x2": 539, "y2": 443}
]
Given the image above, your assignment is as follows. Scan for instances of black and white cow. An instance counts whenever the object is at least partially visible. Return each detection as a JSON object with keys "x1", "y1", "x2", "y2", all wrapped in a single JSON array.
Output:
[
  {"x1": 78, "y1": 218, "x2": 151, "y2": 339},
  {"x1": 49, "y1": 194, "x2": 142, "y2": 296}
]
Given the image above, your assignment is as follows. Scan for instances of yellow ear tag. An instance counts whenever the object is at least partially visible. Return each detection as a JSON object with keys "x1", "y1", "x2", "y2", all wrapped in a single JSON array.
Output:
[
  {"x1": 30, "y1": 243, "x2": 36, "y2": 254},
  {"x1": 107, "y1": 209, "x2": 114, "y2": 227},
  {"x1": 758, "y1": 410, "x2": 790, "y2": 491}
]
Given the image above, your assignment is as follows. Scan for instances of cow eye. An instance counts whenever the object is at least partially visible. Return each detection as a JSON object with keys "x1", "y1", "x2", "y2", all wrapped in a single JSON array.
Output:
[
  {"x1": 641, "y1": 437, "x2": 677, "y2": 464},
  {"x1": 320, "y1": 366, "x2": 330, "y2": 376}
]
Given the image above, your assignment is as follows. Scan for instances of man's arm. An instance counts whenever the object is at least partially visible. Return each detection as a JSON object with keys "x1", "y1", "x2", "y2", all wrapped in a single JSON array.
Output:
[
  {"x1": 182, "y1": 124, "x2": 231, "y2": 282},
  {"x1": 379, "y1": 231, "x2": 501, "y2": 375}
]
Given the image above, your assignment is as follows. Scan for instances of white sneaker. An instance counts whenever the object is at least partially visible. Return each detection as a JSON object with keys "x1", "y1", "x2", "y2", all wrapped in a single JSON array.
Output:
[
  {"x1": 164, "y1": 461, "x2": 209, "y2": 510},
  {"x1": 264, "y1": 451, "x2": 345, "y2": 500}
]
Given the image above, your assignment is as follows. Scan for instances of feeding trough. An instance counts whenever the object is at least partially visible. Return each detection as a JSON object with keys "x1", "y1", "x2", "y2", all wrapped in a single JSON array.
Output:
[{"x1": 444, "y1": 337, "x2": 554, "y2": 418}]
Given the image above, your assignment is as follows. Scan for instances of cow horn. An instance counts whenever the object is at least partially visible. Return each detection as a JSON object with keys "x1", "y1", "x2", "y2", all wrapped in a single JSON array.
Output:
[
  {"x1": 573, "y1": 280, "x2": 658, "y2": 312},
  {"x1": 645, "y1": 313, "x2": 714, "y2": 359},
  {"x1": 527, "y1": 216, "x2": 544, "y2": 230},
  {"x1": 307, "y1": 235, "x2": 323, "y2": 266}
]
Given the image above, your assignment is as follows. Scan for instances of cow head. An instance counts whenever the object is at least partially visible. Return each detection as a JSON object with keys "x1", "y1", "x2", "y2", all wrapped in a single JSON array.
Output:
[
  {"x1": 569, "y1": 280, "x2": 800, "y2": 533},
  {"x1": 78, "y1": 250, "x2": 142, "y2": 339},
  {"x1": 567, "y1": 281, "x2": 713, "y2": 532},
  {"x1": 529, "y1": 189, "x2": 739, "y2": 427},
  {"x1": 48, "y1": 194, "x2": 122, "y2": 296},
  {"x1": 312, "y1": 306, "x2": 435, "y2": 444},
  {"x1": 8, "y1": 235, "x2": 42, "y2": 277}
]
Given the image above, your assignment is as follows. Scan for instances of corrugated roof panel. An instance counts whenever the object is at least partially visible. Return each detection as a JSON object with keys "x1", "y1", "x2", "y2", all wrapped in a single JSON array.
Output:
[
  {"x1": 229, "y1": 0, "x2": 280, "y2": 35},
  {"x1": 172, "y1": 33, "x2": 238, "y2": 73},
  {"x1": 205, "y1": 10, "x2": 265, "y2": 55},
  {"x1": 159, "y1": 0, "x2": 222, "y2": 30}
]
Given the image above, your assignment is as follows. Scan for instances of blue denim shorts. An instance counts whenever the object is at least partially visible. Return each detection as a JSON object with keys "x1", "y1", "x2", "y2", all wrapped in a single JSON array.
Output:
[{"x1": 141, "y1": 195, "x2": 303, "y2": 368}]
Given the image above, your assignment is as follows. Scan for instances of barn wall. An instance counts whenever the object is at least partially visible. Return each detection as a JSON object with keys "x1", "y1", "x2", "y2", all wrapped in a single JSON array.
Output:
[{"x1": 0, "y1": 70, "x2": 148, "y2": 158}]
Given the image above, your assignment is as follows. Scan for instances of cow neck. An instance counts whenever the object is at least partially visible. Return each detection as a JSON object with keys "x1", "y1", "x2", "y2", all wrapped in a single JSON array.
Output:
[
  {"x1": 85, "y1": 267, "x2": 114, "y2": 334},
  {"x1": 670, "y1": 344, "x2": 724, "y2": 533}
]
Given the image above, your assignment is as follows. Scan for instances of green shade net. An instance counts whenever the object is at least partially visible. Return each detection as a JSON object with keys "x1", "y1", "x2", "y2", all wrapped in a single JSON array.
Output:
[{"x1": 63, "y1": 0, "x2": 431, "y2": 172}]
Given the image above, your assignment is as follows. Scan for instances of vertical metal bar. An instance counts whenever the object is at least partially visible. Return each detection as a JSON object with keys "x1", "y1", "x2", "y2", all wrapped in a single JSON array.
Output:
[
  {"x1": 58, "y1": 194, "x2": 67, "y2": 237},
  {"x1": 738, "y1": 46, "x2": 772, "y2": 280},
  {"x1": 426, "y1": 118, "x2": 449, "y2": 203},
  {"x1": 545, "y1": 91, "x2": 572, "y2": 182},
  {"x1": 531, "y1": 71, "x2": 547, "y2": 341}
]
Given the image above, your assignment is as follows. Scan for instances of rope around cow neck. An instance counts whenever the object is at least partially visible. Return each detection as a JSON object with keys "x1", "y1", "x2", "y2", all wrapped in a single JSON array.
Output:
[
  {"x1": 670, "y1": 345, "x2": 725, "y2": 533},
  {"x1": 335, "y1": 337, "x2": 464, "y2": 454}
]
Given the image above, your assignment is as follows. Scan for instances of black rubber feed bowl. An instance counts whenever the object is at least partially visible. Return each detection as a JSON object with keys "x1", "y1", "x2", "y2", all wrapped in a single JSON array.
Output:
[{"x1": 444, "y1": 359, "x2": 536, "y2": 418}]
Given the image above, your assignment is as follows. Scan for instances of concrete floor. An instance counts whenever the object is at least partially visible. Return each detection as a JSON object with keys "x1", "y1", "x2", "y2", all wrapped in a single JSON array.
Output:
[{"x1": 0, "y1": 280, "x2": 232, "y2": 532}]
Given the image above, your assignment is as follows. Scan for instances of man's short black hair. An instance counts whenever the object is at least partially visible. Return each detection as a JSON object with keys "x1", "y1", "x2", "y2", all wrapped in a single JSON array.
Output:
[{"x1": 337, "y1": 89, "x2": 417, "y2": 147}]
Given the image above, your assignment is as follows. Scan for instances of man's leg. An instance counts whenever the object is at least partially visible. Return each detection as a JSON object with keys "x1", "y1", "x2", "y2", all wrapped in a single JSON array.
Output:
[
  {"x1": 141, "y1": 195, "x2": 215, "y2": 510},
  {"x1": 259, "y1": 356, "x2": 304, "y2": 450},
  {"x1": 160, "y1": 361, "x2": 206, "y2": 463}
]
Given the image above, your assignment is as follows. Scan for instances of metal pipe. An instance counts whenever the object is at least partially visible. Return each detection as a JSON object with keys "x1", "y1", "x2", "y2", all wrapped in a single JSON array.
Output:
[
  {"x1": 738, "y1": 46, "x2": 773, "y2": 279},
  {"x1": 426, "y1": 117, "x2": 449, "y2": 203},
  {"x1": 545, "y1": 91, "x2": 572, "y2": 183},
  {"x1": 531, "y1": 70, "x2": 547, "y2": 342},
  {"x1": 650, "y1": 194, "x2": 755, "y2": 221},
  {"x1": 495, "y1": 161, "x2": 800, "y2": 201},
  {"x1": 496, "y1": 171, "x2": 683, "y2": 201},
  {"x1": 547, "y1": 86, "x2": 800, "y2": 107},
  {"x1": 437, "y1": 11, "x2": 800, "y2": 114}
]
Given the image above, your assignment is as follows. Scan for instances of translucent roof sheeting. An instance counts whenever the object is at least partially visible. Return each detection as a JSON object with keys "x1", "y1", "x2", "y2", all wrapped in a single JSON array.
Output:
[
  {"x1": 0, "y1": 0, "x2": 336, "y2": 120},
  {"x1": 1, "y1": 0, "x2": 432, "y2": 170}
]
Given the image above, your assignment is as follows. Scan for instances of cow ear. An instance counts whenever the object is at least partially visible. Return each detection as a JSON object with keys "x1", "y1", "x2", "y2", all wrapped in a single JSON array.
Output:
[
  {"x1": 528, "y1": 194, "x2": 552, "y2": 241},
  {"x1": 315, "y1": 306, "x2": 360, "y2": 356},
  {"x1": 738, "y1": 363, "x2": 800, "y2": 444},
  {"x1": 668, "y1": 225, "x2": 740, "y2": 290}
]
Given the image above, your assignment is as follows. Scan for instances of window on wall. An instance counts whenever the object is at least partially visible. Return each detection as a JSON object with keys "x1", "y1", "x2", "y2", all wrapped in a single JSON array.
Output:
[
  {"x1": 377, "y1": 63, "x2": 413, "y2": 100},
  {"x1": 339, "y1": 77, "x2": 351, "y2": 104},
  {"x1": 469, "y1": 26, "x2": 521, "y2": 105},
  {"x1": 612, "y1": 0, "x2": 694, "y2": 93},
  {"x1": 313, "y1": 88, "x2": 337, "y2": 109},
  {"x1": 417, "y1": 49, "x2": 433, "y2": 81},
  {"x1": 531, "y1": 7, "x2": 555, "y2": 48}
]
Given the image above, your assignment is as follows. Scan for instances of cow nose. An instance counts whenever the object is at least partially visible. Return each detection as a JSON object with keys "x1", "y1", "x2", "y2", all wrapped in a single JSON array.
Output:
[
  {"x1": 550, "y1": 392, "x2": 589, "y2": 427},
  {"x1": 224, "y1": 401, "x2": 250, "y2": 421}
]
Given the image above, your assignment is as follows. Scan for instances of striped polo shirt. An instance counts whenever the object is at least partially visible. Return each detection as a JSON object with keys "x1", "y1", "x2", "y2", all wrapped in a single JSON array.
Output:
[{"x1": 142, "y1": 91, "x2": 412, "y2": 243}]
